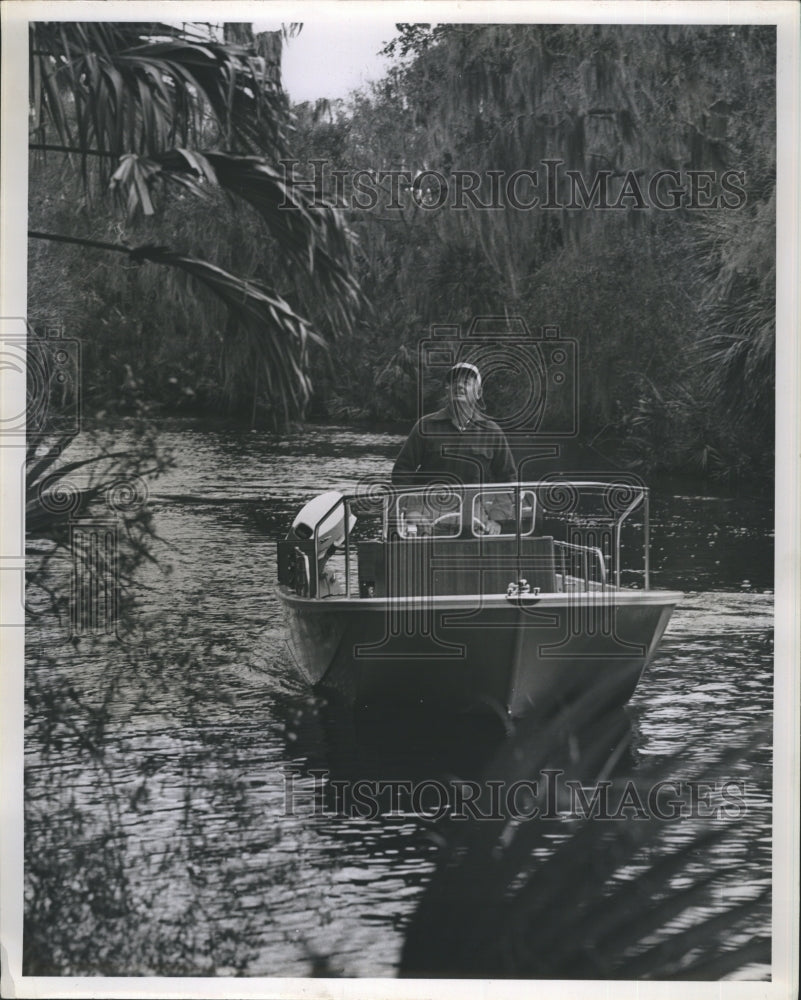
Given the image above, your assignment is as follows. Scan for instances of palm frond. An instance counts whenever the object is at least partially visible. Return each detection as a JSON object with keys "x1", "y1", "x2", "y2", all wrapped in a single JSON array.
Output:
[
  {"x1": 25, "y1": 425, "x2": 173, "y2": 628},
  {"x1": 29, "y1": 22, "x2": 364, "y2": 424},
  {"x1": 111, "y1": 149, "x2": 362, "y2": 335},
  {"x1": 687, "y1": 188, "x2": 775, "y2": 429},
  {"x1": 130, "y1": 243, "x2": 325, "y2": 422},
  {"x1": 29, "y1": 226, "x2": 325, "y2": 422},
  {"x1": 30, "y1": 21, "x2": 287, "y2": 183}
]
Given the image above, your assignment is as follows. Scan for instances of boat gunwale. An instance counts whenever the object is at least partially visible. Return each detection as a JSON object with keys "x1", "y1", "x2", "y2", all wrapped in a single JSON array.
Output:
[{"x1": 275, "y1": 585, "x2": 684, "y2": 611}]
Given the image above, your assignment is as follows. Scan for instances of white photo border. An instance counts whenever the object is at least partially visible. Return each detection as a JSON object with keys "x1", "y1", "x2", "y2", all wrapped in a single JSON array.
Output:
[{"x1": 1, "y1": 2, "x2": 798, "y2": 998}]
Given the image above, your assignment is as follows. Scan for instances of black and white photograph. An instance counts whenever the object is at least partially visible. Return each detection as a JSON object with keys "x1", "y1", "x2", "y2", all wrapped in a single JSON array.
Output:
[{"x1": 1, "y1": 2, "x2": 798, "y2": 997}]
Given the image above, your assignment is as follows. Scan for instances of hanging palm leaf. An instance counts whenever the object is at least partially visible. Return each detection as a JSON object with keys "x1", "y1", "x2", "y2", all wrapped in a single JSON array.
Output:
[
  {"x1": 28, "y1": 229, "x2": 325, "y2": 424},
  {"x1": 130, "y1": 245, "x2": 326, "y2": 424},
  {"x1": 108, "y1": 149, "x2": 361, "y2": 334},
  {"x1": 29, "y1": 20, "x2": 362, "y2": 425},
  {"x1": 30, "y1": 21, "x2": 287, "y2": 172}
]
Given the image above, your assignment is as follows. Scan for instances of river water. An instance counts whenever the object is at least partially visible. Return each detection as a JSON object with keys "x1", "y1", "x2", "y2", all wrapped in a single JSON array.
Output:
[{"x1": 24, "y1": 422, "x2": 774, "y2": 979}]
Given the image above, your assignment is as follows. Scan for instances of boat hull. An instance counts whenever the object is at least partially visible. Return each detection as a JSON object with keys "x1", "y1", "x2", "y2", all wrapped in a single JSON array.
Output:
[{"x1": 277, "y1": 588, "x2": 680, "y2": 718}]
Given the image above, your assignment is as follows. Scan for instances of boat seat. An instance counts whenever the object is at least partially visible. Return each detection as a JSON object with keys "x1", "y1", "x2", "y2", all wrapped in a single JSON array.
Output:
[{"x1": 357, "y1": 537, "x2": 556, "y2": 598}]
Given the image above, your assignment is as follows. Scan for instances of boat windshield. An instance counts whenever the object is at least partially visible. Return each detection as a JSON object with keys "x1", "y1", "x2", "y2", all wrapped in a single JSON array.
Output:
[
  {"x1": 395, "y1": 490, "x2": 462, "y2": 538},
  {"x1": 472, "y1": 489, "x2": 536, "y2": 537},
  {"x1": 392, "y1": 487, "x2": 536, "y2": 539}
]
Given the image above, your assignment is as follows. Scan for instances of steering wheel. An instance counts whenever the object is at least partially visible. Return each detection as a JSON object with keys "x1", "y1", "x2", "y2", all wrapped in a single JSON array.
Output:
[
  {"x1": 473, "y1": 514, "x2": 496, "y2": 535},
  {"x1": 430, "y1": 510, "x2": 461, "y2": 534}
]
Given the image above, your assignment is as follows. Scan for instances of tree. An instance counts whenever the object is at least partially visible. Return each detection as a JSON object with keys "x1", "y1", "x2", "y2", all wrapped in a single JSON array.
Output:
[
  {"x1": 293, "y1": 23, "x2": 774, "y2": 479},
  {"x1": 29, "y1": 20, "x2": 361, "y2": 424},
  {"x1": 379, "y1": 23, "x2": 775, "y2": 456}
]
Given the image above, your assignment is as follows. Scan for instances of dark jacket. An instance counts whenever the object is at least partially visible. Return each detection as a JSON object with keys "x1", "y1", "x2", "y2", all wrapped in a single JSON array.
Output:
[{"x1": 391, "y1": 407, "x2": 516, "y2": 487}]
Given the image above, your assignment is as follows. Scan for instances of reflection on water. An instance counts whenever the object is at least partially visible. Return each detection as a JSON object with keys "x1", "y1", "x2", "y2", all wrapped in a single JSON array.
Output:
[{"x1": 24, "y1": 422, "x2": 773, "y2": 978}]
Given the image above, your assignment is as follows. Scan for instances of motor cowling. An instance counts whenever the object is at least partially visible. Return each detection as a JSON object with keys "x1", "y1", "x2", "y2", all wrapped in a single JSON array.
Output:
[{"x1": 288, "y1": 491, "x2": 356, "y2": 559}]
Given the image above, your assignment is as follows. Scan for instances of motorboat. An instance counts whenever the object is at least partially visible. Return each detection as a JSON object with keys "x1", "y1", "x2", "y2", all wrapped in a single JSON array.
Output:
[{"x1": 276, "y1": 478, "x2": 681, "y2": 719}]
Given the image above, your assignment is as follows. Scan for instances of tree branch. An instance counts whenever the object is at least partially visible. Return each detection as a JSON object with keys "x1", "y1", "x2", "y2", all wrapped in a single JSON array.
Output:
[
  {"x1": 29, "y1": 231, "x2": 133, "y2": 255},
  {"x1": 29, "y1": 144, "x2": 117, "y2": 158}
]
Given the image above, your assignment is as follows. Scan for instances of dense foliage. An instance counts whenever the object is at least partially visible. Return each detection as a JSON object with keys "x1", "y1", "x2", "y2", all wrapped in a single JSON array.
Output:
[
  {"x1": 298, "y1": 23, "x2": 775, "y2": 482},
  {"x1": 28, "y1": 21, "x2": 360, "y2": 425},
  {"x1": 28, "y1": 21, "x2": 775, "y2": 478}
]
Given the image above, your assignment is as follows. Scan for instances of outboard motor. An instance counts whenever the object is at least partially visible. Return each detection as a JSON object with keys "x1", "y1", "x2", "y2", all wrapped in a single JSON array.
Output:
[
  {"x1": 288, "y1": 491, "x2": 355, "y2": 553},
  {"x1": 285, "y1": 491, "x2": 356, "y2": 596}
]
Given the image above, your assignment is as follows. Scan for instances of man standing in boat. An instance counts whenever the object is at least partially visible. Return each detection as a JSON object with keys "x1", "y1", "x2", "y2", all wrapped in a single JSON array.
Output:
[{"x1": 391, "y1": 361, "x2": 516, "y2": 534}]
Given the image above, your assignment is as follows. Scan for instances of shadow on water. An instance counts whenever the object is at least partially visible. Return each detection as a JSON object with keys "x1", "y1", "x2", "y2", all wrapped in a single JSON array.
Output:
[
  {"x1": 395, "y1": 682, "x2": 771, "y2": 981},
  {"x1": 260, "y1": 657, "x2": 770, "y2": 981},
  {"x1": 275, "y1": 689, "x2": 639, "y2": 793}
]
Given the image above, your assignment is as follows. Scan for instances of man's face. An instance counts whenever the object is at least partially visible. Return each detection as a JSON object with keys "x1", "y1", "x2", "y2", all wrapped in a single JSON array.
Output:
[{"x1": 448, "y1": 372, "x2": 481, "y2": 425}]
